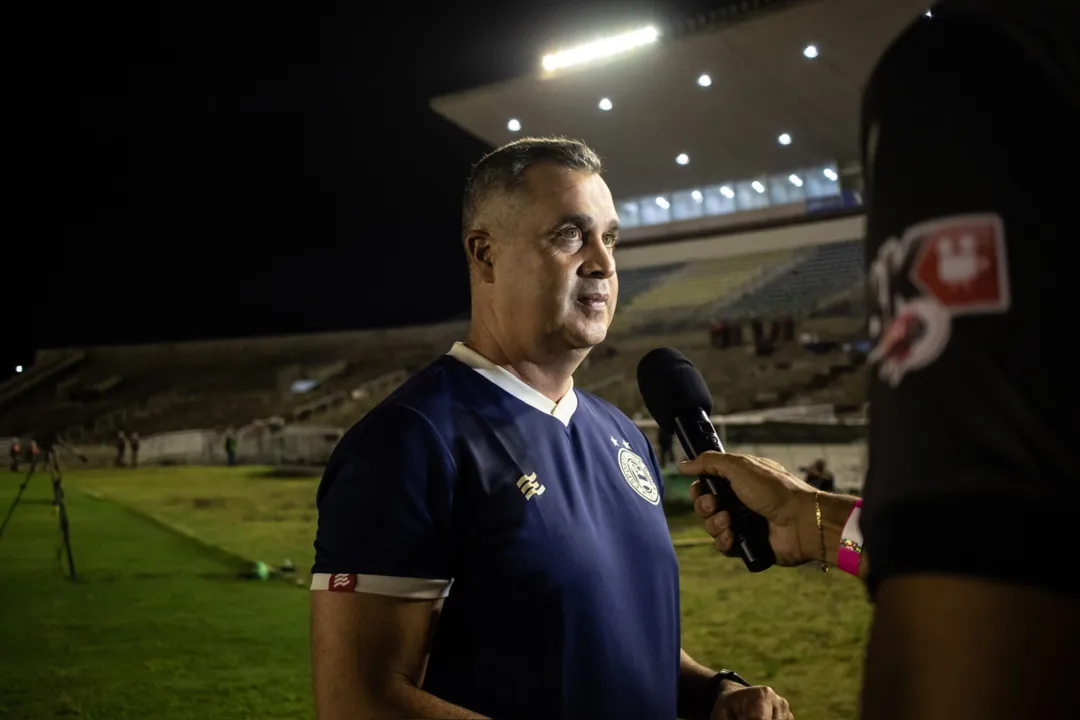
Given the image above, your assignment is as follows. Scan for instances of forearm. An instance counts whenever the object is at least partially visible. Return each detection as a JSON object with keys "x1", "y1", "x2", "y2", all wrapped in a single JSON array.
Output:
[{"x1": 677, "y1": 649, "x2": 725, "y2": 720}]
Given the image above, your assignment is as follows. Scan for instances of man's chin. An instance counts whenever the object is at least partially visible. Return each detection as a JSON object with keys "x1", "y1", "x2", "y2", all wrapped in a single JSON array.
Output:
[{"x1": 564, "y1": 320, "x2": 610, "y2": 350}]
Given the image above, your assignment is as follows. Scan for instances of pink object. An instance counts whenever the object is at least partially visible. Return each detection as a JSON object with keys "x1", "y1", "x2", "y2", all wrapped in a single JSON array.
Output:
[{"x1": 837, "y1": 499, "x2": 863, "y2": 577}]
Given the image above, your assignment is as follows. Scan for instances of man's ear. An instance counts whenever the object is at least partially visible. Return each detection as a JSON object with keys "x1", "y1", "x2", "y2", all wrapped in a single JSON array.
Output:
[{"x1": 465, "y1": 230, "x2": 496, "y2": 284}]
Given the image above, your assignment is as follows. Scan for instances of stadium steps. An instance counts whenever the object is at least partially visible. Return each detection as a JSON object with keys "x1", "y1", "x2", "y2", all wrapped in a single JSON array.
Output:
[
  {"x1": 623, "y1": 250, "x2": 793, "y2": 315},
  {"x1": 717, "y1": 240, "x2": 864, "y2": 320},
  {"x1": 616, "y1": 263, "x2": 688, "y2": 308}
]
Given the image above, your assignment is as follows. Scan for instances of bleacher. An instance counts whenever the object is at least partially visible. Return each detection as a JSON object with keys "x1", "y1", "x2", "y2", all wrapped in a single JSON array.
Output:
[
  {"x1": 616, "y1": 263, "x2": 686, "y2": 307},
  {"x1": 616, "y1": 249, "x2": 795, "y2": 330},
  {"x1": 0, "y1": 337, "x2": 446, "y2": 443},
  {"x1": 578, "y1": 327, "x2": 860, "y2": 418},
  {"x1": 1, "y1": 239, "x2": 873, "y2": 451},
  {"x1": 717, "y1": 240, "x2": 863, "y2": 320}
]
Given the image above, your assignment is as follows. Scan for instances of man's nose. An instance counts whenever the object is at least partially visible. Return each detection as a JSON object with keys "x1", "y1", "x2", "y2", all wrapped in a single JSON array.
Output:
[{"x1": 580, "y1": 234, "x2": 616, "y2": 279}]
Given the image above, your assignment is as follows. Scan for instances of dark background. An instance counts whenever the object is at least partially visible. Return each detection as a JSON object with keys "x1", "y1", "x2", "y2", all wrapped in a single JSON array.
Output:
[{"x1": 9, "y1": 0, "x2": 743, "y2": 378}]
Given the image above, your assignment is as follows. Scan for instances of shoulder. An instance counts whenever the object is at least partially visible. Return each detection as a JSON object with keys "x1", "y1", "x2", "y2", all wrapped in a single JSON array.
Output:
[{"x1": 329, "y1": 357, "x2": 467, "y2": 465}]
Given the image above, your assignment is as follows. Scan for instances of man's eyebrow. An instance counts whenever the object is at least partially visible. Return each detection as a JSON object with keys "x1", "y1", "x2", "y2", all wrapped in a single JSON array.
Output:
[{"x1": 547, "y1": 213, "x2": 620, "y2": 233}]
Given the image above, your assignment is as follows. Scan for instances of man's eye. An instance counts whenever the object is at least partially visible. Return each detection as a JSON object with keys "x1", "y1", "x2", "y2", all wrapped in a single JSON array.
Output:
[
  {"x1": 604, "y1": 234, "x2": 618, "y2": 247},
  {"x1": 560, "y1": 227, "x2": 582, "y2": 240}
]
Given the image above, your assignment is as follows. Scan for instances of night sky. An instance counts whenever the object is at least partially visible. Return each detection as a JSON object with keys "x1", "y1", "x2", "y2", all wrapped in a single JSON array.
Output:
[{"x1": 10, "y1": 0, "x2": 744, "y2": 378}]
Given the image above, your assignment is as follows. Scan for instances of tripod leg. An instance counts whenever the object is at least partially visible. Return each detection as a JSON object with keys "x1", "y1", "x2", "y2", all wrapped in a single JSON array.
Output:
[
  {"x1": 50, "y1": 451, "x2": 77, "y2": 582},
  {"x1": 0, "y1": 465, "x2": 36, "y2": 542}
]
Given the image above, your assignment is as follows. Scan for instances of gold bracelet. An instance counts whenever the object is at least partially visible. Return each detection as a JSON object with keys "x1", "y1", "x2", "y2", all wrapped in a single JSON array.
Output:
[{"x1": 815, "y1": 492, "x2": 828, "y2": 573}]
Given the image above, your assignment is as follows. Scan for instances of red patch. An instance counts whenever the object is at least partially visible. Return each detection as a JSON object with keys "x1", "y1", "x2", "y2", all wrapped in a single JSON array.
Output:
[
  {"x1": 909, "y1": 214, "x2": 1010, "y2": 315},
  {"x1": 328, "y1": 573, "x2": 357, "y2": 592}
]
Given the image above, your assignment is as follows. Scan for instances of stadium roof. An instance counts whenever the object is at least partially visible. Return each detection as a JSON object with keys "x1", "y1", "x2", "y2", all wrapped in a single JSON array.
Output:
[{"x1": 431, "y1": 0, "x2": 930, "y2": 200}]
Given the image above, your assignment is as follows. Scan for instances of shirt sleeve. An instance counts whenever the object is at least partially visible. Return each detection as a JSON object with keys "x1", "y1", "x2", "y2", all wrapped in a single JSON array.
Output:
[
  {"x1": 860, "y1": 7, "x2": 1080, "y2": 597},
  {"x1": 310, "y1": 403, "x2": 457, "y2": 599}
]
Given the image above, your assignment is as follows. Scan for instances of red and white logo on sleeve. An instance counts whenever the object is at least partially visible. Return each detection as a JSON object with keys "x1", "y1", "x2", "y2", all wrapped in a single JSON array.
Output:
[
  {"x1": 908, "y1": 214, "x2": 1010, "y2": 315},
  {"x1": 867, "y1": 213, "x2": 1010, "y2": 387},
  {"x1": 328, "y1": 573, "x2": 358, "y2": 592}
]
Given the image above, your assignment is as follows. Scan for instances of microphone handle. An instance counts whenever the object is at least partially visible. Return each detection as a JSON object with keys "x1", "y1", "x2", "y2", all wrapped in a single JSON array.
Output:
[{"x1": 673, "y1": 411, "x2": 776, "y2": 573}]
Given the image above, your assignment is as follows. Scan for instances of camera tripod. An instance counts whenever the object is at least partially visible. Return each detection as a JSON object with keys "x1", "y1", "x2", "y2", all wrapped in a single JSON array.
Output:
[{"x1": 0, "y1": 438, "x2": 81, "y2": 581}]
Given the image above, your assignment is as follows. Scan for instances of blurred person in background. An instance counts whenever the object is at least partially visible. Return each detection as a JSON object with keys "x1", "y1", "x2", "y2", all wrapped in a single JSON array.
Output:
[
  {"x1": 9, "y1": 437, "x2": 20, "y2": 471},
  {"x1": 686, "y1": 2, "x2": 1079, "y2": 719},
  {"x1": 129, "y1": 432, "x2": 140, "y2": 468},
  {"x1": 310, "y1": 137, "x2": 793, "y2": 720},
  {"x1": 802, "y1": 459, "x2": 834, "y2": 493},
  {"x1": 224, "y1": 430, "x2": 237, "y2": 466}
]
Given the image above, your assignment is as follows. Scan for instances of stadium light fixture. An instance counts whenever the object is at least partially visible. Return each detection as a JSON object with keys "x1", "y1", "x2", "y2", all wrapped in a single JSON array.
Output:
[
  {"x1": 697, "y1": 73, "x2": 712, "y2": 87},
  {"x1": 542, "y1": 26, "x2": 659, "y2": 72},
  {"x1": 751, "y1": 180, "x2": 766, "y2": 193},
  {"x1": 15, "y1": 365, "x2": 22, "y2": 373},
  {"x1": 720, "y1": 185, "x2": 735, "y2": 199},
  {"x1": 823, "y1": 168, "x2": 839, "y2": 181},
  {"x1": 691, "y1": 190, "x2": 703, "y2": 202},
  {"x1": 778, "y1": 133, "x2": 792, "y2": 145},
  {"x1": 803, "y1": 44, "x2": 818, "y2": 59},
  {"x1": 924, "y1": 9, "x2": 932, "y2": 18},
  {"x1": 598, "y1": 97, "x2": 613, "y2": 111},
  {"x1": 507, "y1": 118, "x2": 522, "y2": 131},
  {"x1": 789, "y1": 174, "x2": 804, "y2": 187},
  {"x1": 675, "y1": 153, "x2": 690, "y2": 165},
  {"x1": 655, "y1": 196, "x2": 670, "y2": 209}
]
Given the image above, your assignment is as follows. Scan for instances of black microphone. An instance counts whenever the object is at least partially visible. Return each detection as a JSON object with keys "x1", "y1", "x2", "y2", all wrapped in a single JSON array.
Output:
[{"x1": 637, "y1": 347, "x2": 776, "y2": 573}]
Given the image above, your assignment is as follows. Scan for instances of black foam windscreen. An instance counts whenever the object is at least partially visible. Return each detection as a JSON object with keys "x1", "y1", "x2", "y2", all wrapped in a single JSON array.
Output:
[{"x1": 636, "y1": 347, "x2": 713, "y2": 431}]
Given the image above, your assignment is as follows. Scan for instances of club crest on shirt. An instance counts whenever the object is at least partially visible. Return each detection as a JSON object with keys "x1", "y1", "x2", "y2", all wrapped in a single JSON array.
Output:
[{"x1": 613, "y1": 439, "x2": 660, "y2": 506}]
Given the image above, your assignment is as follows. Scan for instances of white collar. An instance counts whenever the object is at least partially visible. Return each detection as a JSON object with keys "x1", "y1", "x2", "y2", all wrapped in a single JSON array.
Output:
[{"x1": 447, "y1": 342, "x2": 578, "y2": 427}]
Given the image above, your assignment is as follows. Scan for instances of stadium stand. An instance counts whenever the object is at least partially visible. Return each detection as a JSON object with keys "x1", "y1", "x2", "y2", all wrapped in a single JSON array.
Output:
[
  {"x1": 1, "y1": 238, "x2": 872, "y2": 467},
  {"x1": 615, "y1": 249, "x2": 795, "y2": 332},
  {"x1": 0, "y1": 351, "x2": 86, "y2": 411},
  {"x1": 616, "y1": 263, "x2": 687, "y2": 307},
  {"x1": 716, "y1": 240, "x2": 864, "y2": 319}
]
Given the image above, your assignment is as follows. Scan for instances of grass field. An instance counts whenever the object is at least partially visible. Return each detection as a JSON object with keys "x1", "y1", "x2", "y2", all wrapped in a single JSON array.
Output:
[{"x1": 0, "y1": 466, "x2": 871, "y2": 719}]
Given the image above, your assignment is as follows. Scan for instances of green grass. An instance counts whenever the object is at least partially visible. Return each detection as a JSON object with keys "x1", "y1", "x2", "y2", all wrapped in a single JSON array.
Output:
[
  {"x1": 1, "y1": 466, "x2": 871, "y2": 719},
  {"x1": 0, "y1": 469, "x2": 312, "y2": 720}
]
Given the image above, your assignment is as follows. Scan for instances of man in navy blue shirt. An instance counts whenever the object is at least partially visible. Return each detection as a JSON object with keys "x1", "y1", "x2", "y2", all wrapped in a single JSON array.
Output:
[{"x1": 310, "y1": 137, "x2": 793, "y2": 720}]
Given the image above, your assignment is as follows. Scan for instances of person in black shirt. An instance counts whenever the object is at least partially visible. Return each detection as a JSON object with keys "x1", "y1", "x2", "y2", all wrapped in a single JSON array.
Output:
[
  {"x1": 859, "y1": 3, "x2": 1079, "y2": 719},
  {"x1": 684, "y1": 3, "x2": 1079, "y2": 719}
]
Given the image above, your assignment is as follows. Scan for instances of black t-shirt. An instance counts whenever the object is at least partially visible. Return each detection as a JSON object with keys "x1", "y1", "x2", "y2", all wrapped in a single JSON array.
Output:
[{"x1": 860, "y1": 1, "x2": 1080, "y2": 598}]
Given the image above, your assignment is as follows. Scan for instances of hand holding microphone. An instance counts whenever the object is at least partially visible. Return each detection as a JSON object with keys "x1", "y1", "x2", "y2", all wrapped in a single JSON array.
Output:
[
  {"x1": 681, "y1": 452, "x2": 865, "y2": 575},
  {"x1": 637, "y1": 348, "x2": 776, "y2": 572}
]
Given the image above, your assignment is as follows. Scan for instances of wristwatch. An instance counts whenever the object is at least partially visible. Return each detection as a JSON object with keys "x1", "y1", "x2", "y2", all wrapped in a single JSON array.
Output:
[{"x1": 709, "y1": 669, "x2": 751, "y2": 694}]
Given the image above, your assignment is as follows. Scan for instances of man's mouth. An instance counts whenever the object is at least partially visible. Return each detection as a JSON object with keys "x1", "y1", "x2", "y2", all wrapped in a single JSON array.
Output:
[{"x1": 576, "y1": 293, "x2": 609, "y2": 310}]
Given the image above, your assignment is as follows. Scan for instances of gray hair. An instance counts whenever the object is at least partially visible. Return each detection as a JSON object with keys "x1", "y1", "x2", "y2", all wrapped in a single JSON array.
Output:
[{"x1": 462, "y1": 136, "x2": 603, "y2": 232}]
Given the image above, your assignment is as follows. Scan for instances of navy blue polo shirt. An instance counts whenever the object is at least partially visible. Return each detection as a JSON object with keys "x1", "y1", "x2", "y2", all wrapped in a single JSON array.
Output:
[{"x1": 312, "y1": 342, "x2": 681, "y2": 719}]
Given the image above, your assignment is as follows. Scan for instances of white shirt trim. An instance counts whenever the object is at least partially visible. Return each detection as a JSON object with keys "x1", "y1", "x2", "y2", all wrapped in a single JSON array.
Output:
[
  {"x1": 310, "y1": 572, "x2": 452, "y2": 599},
  {"x1": 447, "y1": 342, "x2": 578, "y2": 427}
]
